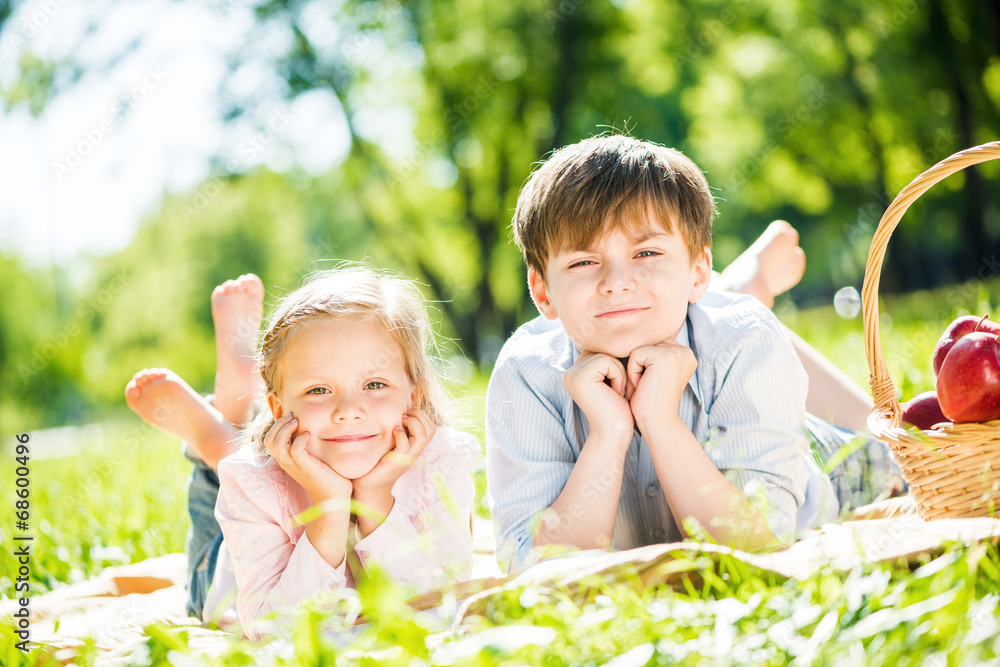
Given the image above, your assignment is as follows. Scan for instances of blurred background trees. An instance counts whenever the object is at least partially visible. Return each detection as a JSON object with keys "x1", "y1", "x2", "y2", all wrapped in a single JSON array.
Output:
[{"x1": 3, "y1": 0, "x2": 1000, "y2": 432}]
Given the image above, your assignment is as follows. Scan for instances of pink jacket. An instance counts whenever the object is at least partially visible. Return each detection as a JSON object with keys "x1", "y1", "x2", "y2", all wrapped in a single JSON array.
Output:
[{"x1": 202, "y1": 426, "x2": 479, "y2": 640}]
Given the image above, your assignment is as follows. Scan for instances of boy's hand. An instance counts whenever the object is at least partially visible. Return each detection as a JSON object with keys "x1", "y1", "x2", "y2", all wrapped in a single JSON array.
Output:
[
  {"x1": 353, "y1": 408, "x2": 435, "y2": 498},
  {"x1": 625, "y1": 340, "x2": 697, "y2": 432},
  {"x1": 265, "y1": 414, "x2": 352, "y2": 505},
  {"x1": 563, "y1": 351, "x2": 634, "y2": 438}
]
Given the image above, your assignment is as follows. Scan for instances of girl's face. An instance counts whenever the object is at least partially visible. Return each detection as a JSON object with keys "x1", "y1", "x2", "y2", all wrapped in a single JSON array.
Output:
[{"x1": 267, "y1": 317, "x2": 419, "y2": 480}]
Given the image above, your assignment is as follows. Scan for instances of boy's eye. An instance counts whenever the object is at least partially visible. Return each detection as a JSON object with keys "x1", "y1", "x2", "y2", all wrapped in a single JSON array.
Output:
[
  {"x1": 365, "y1": 381, "x2": 387, "y2": 390},
  {"x1": 568, "y1": 259, "x2": 595, "y2": 268},
  {"x1": 636, "y1": 249, "x2": 662, "y2": 258}
]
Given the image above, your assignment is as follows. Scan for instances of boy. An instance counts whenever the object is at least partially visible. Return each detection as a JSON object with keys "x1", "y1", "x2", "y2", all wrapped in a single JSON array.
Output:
[{"x1": 487, "y1": 135, "x2": 869, "y2": 573}]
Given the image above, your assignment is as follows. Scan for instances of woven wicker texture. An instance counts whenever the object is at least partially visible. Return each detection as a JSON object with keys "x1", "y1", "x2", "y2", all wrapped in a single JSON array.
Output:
[{"x1": 862, "y1": 141, "x2": 1000, "y2": 520}]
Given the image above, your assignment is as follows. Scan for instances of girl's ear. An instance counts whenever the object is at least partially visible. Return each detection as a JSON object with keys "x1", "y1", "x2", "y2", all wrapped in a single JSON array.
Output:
[
  {"x1": 267, "y1": 393, "x2": 284, "y2": 420},
  {"x1": 528, "y1": 267, "x2": 559, "y2": 320},
  {"x1": 409, "y1": 384, "x2": 423, "y2": 410},
  {"x1": 687, "y1": 247, "x2": 713, "y2": 304}
]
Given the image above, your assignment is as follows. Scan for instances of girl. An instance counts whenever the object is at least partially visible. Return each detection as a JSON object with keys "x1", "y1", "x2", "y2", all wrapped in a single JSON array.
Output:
[
  {"x1": 130, "y1": 268, "x2": 479, "y2": 640},
  {"x1": 208, "y1": 268, "x2": 478, "y2": 640}
]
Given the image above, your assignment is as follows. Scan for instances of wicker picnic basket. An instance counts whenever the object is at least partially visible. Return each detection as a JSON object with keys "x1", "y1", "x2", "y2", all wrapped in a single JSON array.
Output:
[{"x1": 862, "y1": 141, "x2": 1000, "y2": 520}]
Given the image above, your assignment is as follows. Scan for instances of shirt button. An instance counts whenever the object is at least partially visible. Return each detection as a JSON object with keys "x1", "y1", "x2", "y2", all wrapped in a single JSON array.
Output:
[
  {"x1": 653, "y1": 527, "x2": 666, "y2": 540},
  {"x1": 358, "y1": 549, "x2": 369, "y2": 559},
  {"x1": 646, "y1": 484, "x2": 659, "y2": 497}
]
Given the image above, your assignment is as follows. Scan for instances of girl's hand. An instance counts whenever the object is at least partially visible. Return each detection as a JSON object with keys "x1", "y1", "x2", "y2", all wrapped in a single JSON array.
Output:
[
  {"x1": 265, "y1": 414, "x2": 352, "y2": 505},
  {"x1": 353, "y1": 408, "x2": 436, "y2": 497}
]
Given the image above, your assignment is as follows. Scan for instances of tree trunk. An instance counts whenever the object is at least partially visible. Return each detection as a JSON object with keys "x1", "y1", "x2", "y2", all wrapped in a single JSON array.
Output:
[{"x1": 928, "y1": 0, "x2": 991, "y2": 282}]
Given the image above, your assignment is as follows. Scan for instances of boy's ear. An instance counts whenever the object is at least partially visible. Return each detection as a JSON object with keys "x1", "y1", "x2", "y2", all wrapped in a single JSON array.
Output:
[
  {"x1": 687, "y1": 247, "x2": 713, "y2": 304},
  {"x1": 267, "y1": 393, "x2": 284, "y2": 420},
  {"x1": 528, "y1": 267, "x2": 559, "y2": 320}
]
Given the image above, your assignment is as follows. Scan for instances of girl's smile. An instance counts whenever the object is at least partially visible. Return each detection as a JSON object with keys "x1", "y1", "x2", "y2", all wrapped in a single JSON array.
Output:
[{"x1": 323, "y1": 434, "x2": 377, "y2": 442}]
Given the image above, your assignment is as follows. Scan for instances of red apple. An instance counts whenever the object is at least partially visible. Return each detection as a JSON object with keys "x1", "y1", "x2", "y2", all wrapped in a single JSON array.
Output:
[
  {"x1": 936, "y1": 331, "x2": 1000, "y2": 423},
  {"x1": 932, "y1": 314, "x2": 1000, "y2": 376},
  {"x1": 900, "y1": 390, "x2": 948, "y2": 430}
]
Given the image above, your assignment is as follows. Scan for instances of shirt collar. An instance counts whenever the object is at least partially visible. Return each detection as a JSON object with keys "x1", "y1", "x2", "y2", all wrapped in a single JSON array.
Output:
[{"x1": 674, "y1": 316, "x2": 703, "y2": 404}]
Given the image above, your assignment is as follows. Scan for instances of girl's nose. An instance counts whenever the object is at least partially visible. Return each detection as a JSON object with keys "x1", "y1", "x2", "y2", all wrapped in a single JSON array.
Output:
[{"x1": 332, "y1": 398, "x2": 364, "y2": 422}]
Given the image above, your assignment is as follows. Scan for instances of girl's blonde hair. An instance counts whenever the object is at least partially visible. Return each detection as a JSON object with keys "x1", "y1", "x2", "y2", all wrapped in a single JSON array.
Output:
[{"x1": 246, "y1": 266, "x2": 450, "y2": 449}]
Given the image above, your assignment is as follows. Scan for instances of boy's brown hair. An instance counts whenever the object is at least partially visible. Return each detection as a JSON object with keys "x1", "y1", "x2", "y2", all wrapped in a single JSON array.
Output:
[{"x1": 513, "y1": 135, "x2": 716, "y2": 275}]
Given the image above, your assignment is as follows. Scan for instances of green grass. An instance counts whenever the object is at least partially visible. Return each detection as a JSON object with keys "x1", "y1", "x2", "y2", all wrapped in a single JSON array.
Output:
[
  {"x1": 7, "y1": 543, "x2": 997, "y2": 666},
  {"x1": 5, "y1": 279, "x2": 1000, "y2": 665},
  {"x1": 0, "y1": 424, "x2": 190, "y2": 597}
]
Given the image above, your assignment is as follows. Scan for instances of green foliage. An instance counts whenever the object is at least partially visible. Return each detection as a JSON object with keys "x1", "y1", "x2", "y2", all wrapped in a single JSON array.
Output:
[
  {"x1": 1, "y1": 51, "x2": 56, "y2": 116},
  {"x1": 247, "y1": 0, "x2": 1000, "y2": 304},
  {"x1": 37, "y1": 541, "x2": 1000, "y2": 665},
  {"x1": 4, "y1": 0, "x2": 1000, "y2": 431},
  {"x1": 0, "y1": 625, "x2": 68, "y2": 666},
  {"x1": 2, "y1": 168, "x2": 465, "y2": 428},
  {"x1": 444, "y1": 549, "x2": 999, "y2": 666},
  {"x1": 0, "y1": 425, "x2": 189, "y2": 596},
  {"x1": 0, "y1": 253, "x2": 63, "y2": 434}
]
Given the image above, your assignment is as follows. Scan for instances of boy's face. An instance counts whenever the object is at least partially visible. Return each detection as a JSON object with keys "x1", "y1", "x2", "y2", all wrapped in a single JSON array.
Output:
[{"x1": 528, "y1": 218, "x2": 711, "y2": 359}]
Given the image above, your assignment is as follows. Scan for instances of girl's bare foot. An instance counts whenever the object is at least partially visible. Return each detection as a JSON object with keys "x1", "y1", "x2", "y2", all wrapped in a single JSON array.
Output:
[
  {"x1": 211, "y1": 274, "x2": 265, "y2": 427},
  {"x1": 125, "y1": 368, "x2": 240, "y2": 468},
  {"x1": 717, "y1": 220, "x2": 806, "y2": 309}
]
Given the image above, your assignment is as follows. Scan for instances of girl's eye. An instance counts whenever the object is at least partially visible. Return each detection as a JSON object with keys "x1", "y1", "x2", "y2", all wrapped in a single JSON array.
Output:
[
  {"x1": 307, "y1": 387, "x2": 329, "y2": 395},
  {"x1": 365, "y1": 381, "x2": 386, "y2": 390}
]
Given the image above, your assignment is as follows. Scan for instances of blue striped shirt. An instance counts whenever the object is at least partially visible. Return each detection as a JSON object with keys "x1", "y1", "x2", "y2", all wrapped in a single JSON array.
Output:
[{"x1": 486, "y1": 290, "x2": 839, "y2": 573}]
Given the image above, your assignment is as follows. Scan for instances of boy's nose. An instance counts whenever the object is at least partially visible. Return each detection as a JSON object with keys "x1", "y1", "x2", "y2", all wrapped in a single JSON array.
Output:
[{"x1": 599, "y1": 262, "x2": 637, "y2": 294}]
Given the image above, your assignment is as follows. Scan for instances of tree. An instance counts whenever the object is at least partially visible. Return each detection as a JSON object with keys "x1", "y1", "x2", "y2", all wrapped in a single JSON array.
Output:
[{"x1": 4, "y1": 0, "x2": 1000, "y2": 426}]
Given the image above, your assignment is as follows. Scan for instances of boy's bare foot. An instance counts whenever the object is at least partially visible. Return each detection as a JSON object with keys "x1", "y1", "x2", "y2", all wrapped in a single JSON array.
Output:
[
  {"x1": 717, "y1": 220, "x2": 806, "y2": 309},
  {"x1": 211, "y1": 274, "x2": 265, "y2": 427},
  {"x1": 125, "y1": 368, "x2": 240, "y2": 468}
]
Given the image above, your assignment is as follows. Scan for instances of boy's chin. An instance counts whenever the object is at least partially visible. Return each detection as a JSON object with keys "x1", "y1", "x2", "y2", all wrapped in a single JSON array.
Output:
[
  {"x1": 579, "y1": 338, "x2": 666, "y2": 361},
  {"x1": 571, "y1": 325, "x2": 684, "y2": 361}
]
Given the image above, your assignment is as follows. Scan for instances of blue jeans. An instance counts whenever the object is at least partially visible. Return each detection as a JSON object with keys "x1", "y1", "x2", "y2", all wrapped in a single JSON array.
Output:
[
  {"x1": 804, "y1": 413, "x2": 905, "y2": 512},
  {"x1": 184, "y1": 446, "x2": 224, "y2": 619}
]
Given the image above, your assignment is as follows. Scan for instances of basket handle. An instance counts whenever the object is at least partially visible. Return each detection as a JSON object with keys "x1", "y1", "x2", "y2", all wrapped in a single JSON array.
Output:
[{"x1": 862, "y1": 141, "x2": 1000, "y2": 427}]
